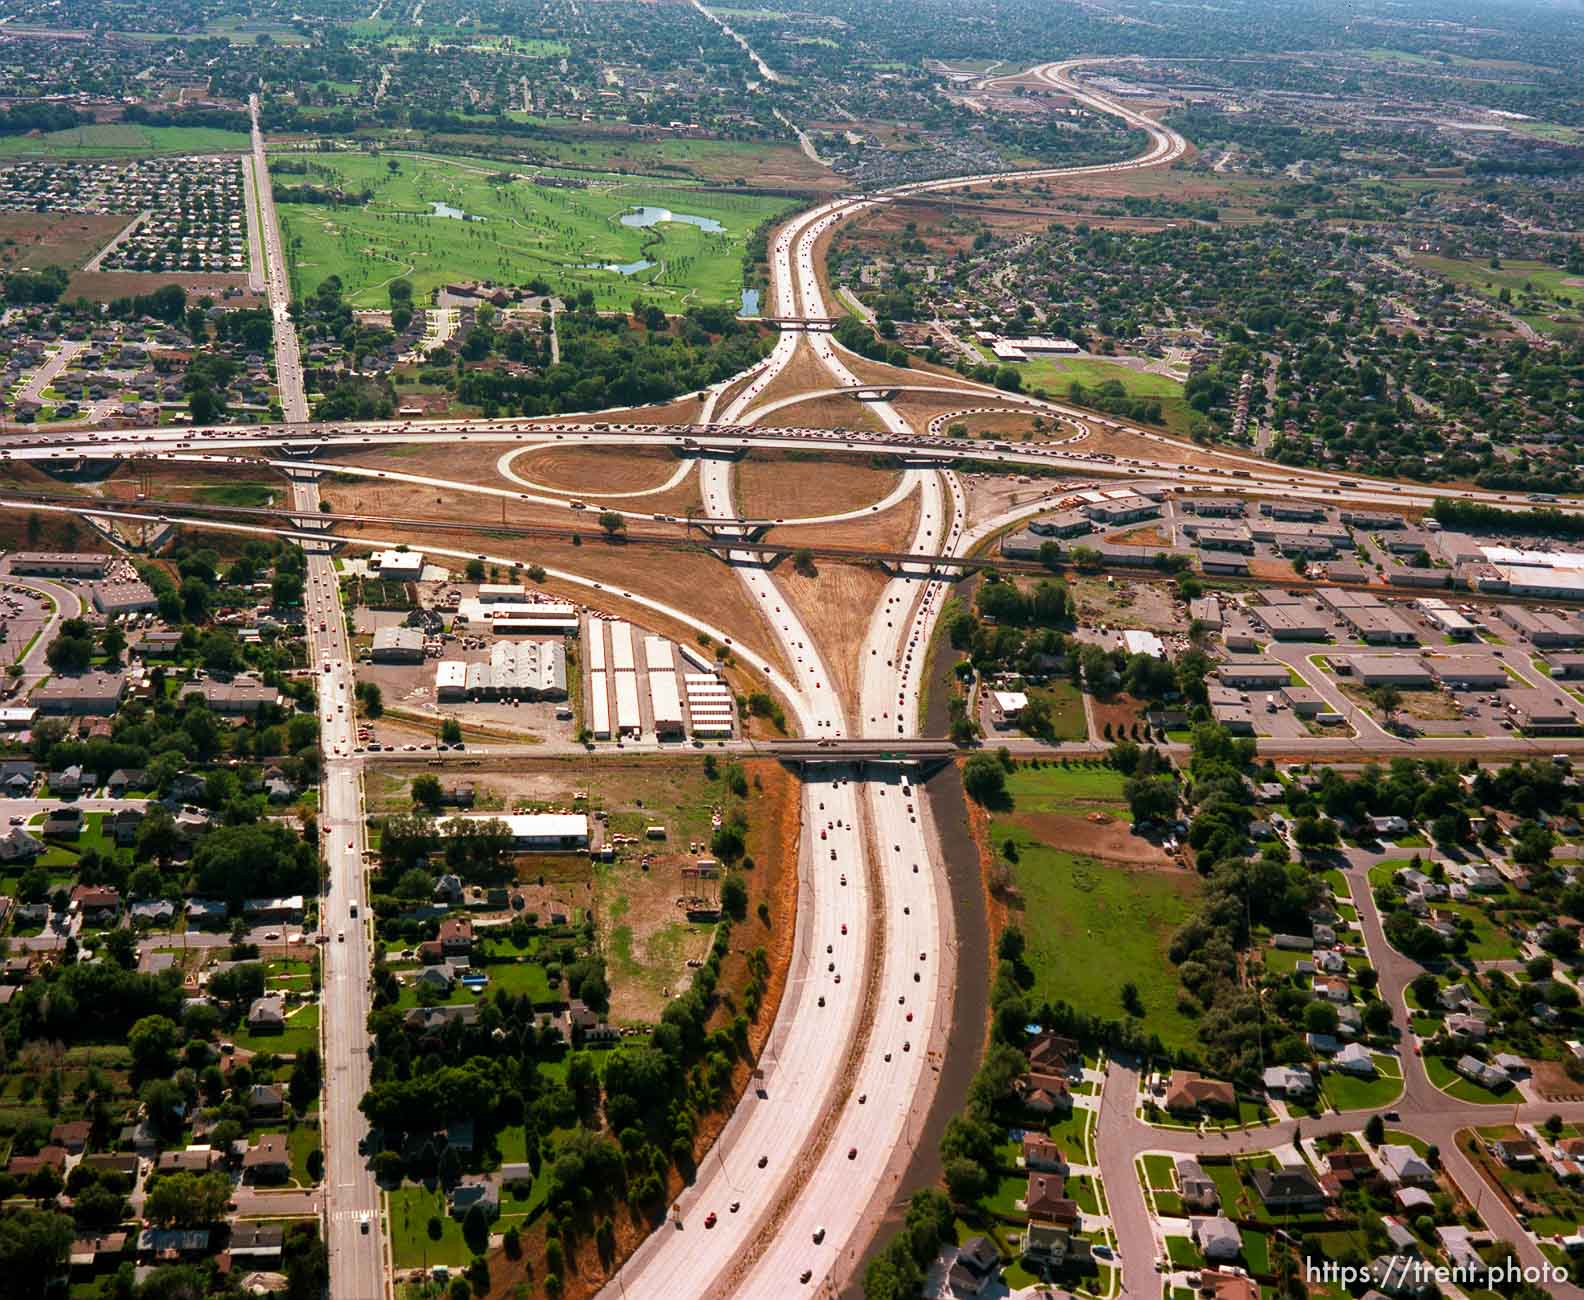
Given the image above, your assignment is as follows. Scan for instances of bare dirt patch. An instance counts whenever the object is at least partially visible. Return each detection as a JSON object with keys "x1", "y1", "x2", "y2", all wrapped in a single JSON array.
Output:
[
  {"x1": 66, "y1": 269, "x2": 262, "y2": 305},
  {"x1": 0, "y1": 210, "x2": 126, "y2": 272},
  {"x1": 772, "y1": 560, "x2": 893, "y2": 718},
  {"x1": 1091, "y1": 692, "x2": 1147, "y2": 738},
  {"x1": 959, "y1": 471, "x2": 1083, "y2": 530},
  {"x1": 509, "y1": 444, "x2": 684, "y2": 495},
  {"x1": 735, "y1": 450, "x2": 900, "y2": 520},
  {"x1": 1107, "y1": 524, "x2": 1171, "y2": 547},
  {"x1": 1009, "y1": 811, "x2": 1174, "y2": 867},
  {"x1": 1070, "y1": 574, "x2": 1185, "y2": 633},
  {"x1": 768, "y1": 479, "x2": 921, "y2": 550}
]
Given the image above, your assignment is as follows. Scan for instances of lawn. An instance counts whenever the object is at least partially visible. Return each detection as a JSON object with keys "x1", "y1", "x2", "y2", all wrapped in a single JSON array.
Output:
[
  {"x1": 0, "y1": 124, "x2": 252, "y2": 158},
  {"x1": 193, "y1": 482, "x2": 280, "y2": 508},
  {"x1": 991, "y1": 831, "x2": 1200, "y2": 1053},
  {"x1": 1320, "y1": 1056, "x2": 1404, "y2": 1112},
  {"x1": 235, "y1": 1005, "x2": 320, "y2": 1056},
  {"x1": 473, "y1": 960, "x2": 554, "y2": 1003},
  {"x1": 272, "y1": 149, "x2": 794, "y2": 311},
  {"x1": 1425, "y1": 1054, "x2": 1514, "y2": 1104},
  {"x1": 1025, "y1": 680, "x2": 1089, "y2": 742},
  {"x1": 388, "y1": 1183, "x2": 469, "y2": 1270}
]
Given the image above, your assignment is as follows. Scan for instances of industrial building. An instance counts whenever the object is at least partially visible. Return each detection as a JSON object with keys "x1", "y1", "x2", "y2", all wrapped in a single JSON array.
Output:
[
  {"x1": 455, "y1": 599, "x2": 580, "y2": 636},
  {"x1": 372, "y1": 550, "x2": 425, "y2": 581},
  {"x1": 465, "y1": 642, "x2": 567, "y2": 699},
  {"x1": 1317, "y1": 589, "x2": 1416, "y2": 644},
  {"x1": 1503, "y1": 689, "x2": 1580, "y2": 733},
  {"x1": 91, "y1": 581, "x2": 158, "y2": 616},
  {"x1": 372, "y1": 627, "x2": 426, "y2": 663},
  {"x1": 1416, "y1": 599, "x2": 1476, "y2": 639},
  {"x1": 1215, "y1": 659, "x2": 1293, "y2": 690},
  {"x1": 1429, "y1": 655, "x2": 1509, "y2": 691},
  {"x1": 1028, "y1": 510, "x2": 1093, "y2": 539},
  {"x1": 439, "y1": 813, "x2": 590, "y2": 851},
  {"x1": 1496, "y1": 605, "x2": 1583, "y2": 647},
  {"x1": 8, "y1": 552, "x2": 109, "y2": 579},
  {"x1": 1252, "y1": 602, "x2": 1328, "y2": 641},
  {"x1": 1348, "y1": 656, "x2": 1432, "y2": 689}
]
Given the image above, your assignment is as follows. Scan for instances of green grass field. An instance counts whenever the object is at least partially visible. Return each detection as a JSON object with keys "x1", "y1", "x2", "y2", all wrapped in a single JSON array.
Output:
[
  {"x1": 970, "y1": 343, "x2": 1192, "y2": 431},
  {"x1": 1002, "y1": 763, "x2": 1128, "y2": 815},
  {"x1": 994, "y1": 833, "x2": 1199, "y2": 1050},
  {"x1": 271, "y1": 149, "x2": 794, "y2": 310},
  {"x1": 0, "y1": 124, "x2": 251, "y2": 159}
]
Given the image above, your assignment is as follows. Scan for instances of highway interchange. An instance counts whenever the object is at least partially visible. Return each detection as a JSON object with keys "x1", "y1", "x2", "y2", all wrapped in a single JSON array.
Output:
[{"x1": 12, "y1": 55, "x2": 1584, "y2": 1300}]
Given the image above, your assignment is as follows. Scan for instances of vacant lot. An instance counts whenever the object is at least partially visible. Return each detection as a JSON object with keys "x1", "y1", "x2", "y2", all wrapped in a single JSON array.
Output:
[
  {"x1": 507, "y1": 445, "x2": 686, "y2": 495},
  {"x1": 736, "y1": 451, "x2": 902, "y2": 521},
  {"x1": 272, "y1": 149, "x2": 794, "y2": 309},
  {"x1": 0, "y1": 210, "x2": 126, "y2": 273},
  {"x1": 995, "y1": 829, "x2": 1199, "y2": 1050}
]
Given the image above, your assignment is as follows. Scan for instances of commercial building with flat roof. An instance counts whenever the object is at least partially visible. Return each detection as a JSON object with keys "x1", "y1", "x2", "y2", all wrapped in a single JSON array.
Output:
[
  {"x1": 440, "y1": 813, "x2": 590, "y2": 851},
  {"x1": 1253, "y1": 603, "x2": 1328, "y2": 640},
  {"x1": 1348, "y1": 656, "x2": 1432, "y2": 688},
  {"x1": 1429, "y1": 654, "x2": 1509, "y2": 690},
  {"x1": 1417, "y1": 598, "x2": 1475, "y2": 638},
  {"x1": 91, "y1": 581, "x2": 158, "y2": 615},
  {"x1": 1503, "y1": 688, "x2": 1580, "y2": 732},
  {"x1": 373, "y1": 550, "x2": 425, "y2": 580},
  {"x1": 435, "y1": 661, "x2": 467, "y2": 700},
  {"x1": 34, "y1": 671, "x2": 127, "y2": 715},
  {"x1": 1216, "y1": 659, "x2": 1293, "y2": 689},
  {"x1": 9, "y1": 552, "x2": 109, "y2": 578},
  {"x1": 1497, "y1": 605, "x2": 1582, "y2": 647},
  {"x1": 372, "y1": 626, "x2": 425, "y2": 663},
  {"x1": 1028, "y1": 510, "x2": 1092, "y2": 538}
]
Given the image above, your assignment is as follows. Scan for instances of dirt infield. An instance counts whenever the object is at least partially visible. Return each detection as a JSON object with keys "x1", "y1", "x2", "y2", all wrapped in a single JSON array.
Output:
[
  {"x1": 508, "y1": 444, "x2": 685, "y2": 494},
  {"x1": 773, "y1": 559, "x2": 894, "y2": 717},
  {"x1": 735, "y1": 450, "x2": 901, "y2": 520}
]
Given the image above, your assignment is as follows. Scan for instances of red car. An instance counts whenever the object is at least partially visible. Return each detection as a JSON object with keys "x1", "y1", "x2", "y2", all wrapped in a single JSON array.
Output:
[{"x1": 704, "y1": 1212, "x2": 717, "y2": 1229}]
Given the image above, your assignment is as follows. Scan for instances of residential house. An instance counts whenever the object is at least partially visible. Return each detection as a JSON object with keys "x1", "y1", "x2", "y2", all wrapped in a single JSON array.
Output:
[
  {"x1": 1493, "y1": 1137, "x2": 1540, "y2": 1167},
  {"x1": 448, "y1": 1175, "x2": 500, "y2": 1219},
  {"x1": 1164, "y1": 1070, "x2": 1236, "y2": 1115},
  {"x1": 247, "y1": 996, "x2": 286, "y2": 1034},
  {"x1": 1251, "y1": 1165, "x2": 1328, "y2": 1213},
  {"x1": 1458, "y1": 1056, "x2": 1511, "y2": 1091},
  {"x1": 1021, "y1": 1133, "x2": 1067, "y2": 1173},
  {"x1": 0, "y1": 826, "x2": 43, "y2": 862},
  {"x1": 227, "y1": 1222, "x2": 284, "y2": 1264},
  {"x1": 1333, "y1": 1043, "x2": 1377, "y2": 1076},
  {"x1": 1176, "y1": 1157, "x2": 1219, "y2": 1211},
  {"x1": 439, "y1": 916, "x2": 474, "y2": 956},
  {"x1": 946, "y1": 1236, "x2": 1001, "y2": 1297},
  {"x1": 1193, "y1": 1216, "x2": 1243, "y2": 1262},
  {"x1": 1378, "y1": 1144, "x2": 1435, "y2": 1187},
  {"x1": 1262, "y1": 1065, "x2": 1313, "y2": 1097},
  {"x1": 242, "y1": 1133, "x2": 290, "y2": 1183},
  {"x1": 248, "y1": 1084, "x2": 285, "y2": 1118},
  {"x1": 70, "y1": 885, "x2": 121, "y2": 925},
  {"x1": 50, "y1": 1121, "x2": 91, "y2": 1154},
  {"x1": 1016, "y1": 1070, "x2": 1072, "y2": 1114}
]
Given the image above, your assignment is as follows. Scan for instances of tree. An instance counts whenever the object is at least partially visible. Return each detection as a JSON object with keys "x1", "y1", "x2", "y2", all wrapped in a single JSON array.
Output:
[
  {"x1": 462, "y1": 1203, "x2": 490, "y2": 1254},
  {"x1": 1120, "y1": 981, "x2": 1143, "y2": 1016},
  {"x1": 597, "y1": 511, "x2": 625, "y2": 537},
  {"x1": 962, "y1": 754, "x2": 1007, "y2": 806},
  {"x1": 1124, "y1": 775, "x2": 1177, "y2": 824},
  {"x1": 356, "y1": 681, "x2": 383, "y2": 719},
  {"x1": 144, "y1": 1171, "x2": 230, "y2": 1226},
  {"x1": 1369, "y1": 684, "x2": 1403, "y2": 720},
  {"x1": 1364, "y1": 1113, "x2": 1385, "y2": 1146},
  {"x1": 943, "y1": 1156, "x2": 987, "y2": 1204},
  {"x1": 720, "y1": 873, "x2": 748, "y2": 920},
  {"x1": 411, "y1": 774, "x2": 444, "y2": 810},
  {"x1": 0, "y1": 1209, "x2": 73, "y2": 1296},
  {"x1": 127, "y1": 1015, "x2": 180, "y2": 1076},
  {"x1": 290, "y1": 1048, "x2": 322, "y2": 1110},
  {"x1": 440, "y1": 717, "x2": 463, "y2": 745}
]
